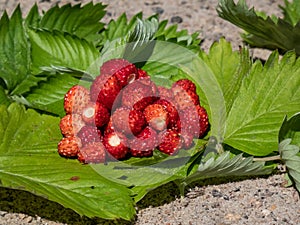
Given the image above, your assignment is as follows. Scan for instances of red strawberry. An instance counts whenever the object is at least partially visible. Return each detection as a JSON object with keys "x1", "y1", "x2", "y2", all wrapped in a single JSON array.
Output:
[
  {"x1": 77, "y1": 142, "x2": 106, "y2": 164},
  {"x1": 82, "y1": 102, "x2": 110, "y2": 127},
  {"x1": 100, "y1": 58, "x2": 131, "y2": 76},
  {"x1": 77, "y1": 125, "x2": 102, "y2": 146},
  {"x1": 172, "y1": 79, "x2": 197, "y2": 93},
  {"x1": 112, "y1": 107, "x2": 146, "y2": 136},
  {"x1": 196, "y1": 105, "x2": 209, "y2": 138},
  {"x1": 137, "y1": 68, "x2": 149, "y2": 79},
  {"x1": 157, "y1": 86, "x2": 174, "y2": 100},
  {"x1": 103, "y1": 132, "x2": 129, "y2": 160},
  {"x1": 144, "y1": 104, "x2": 169, "y2": 131},
  {"x1": 158, "y1": 129, "x2": 181, "y2": 155},
  {"x1": 59, "y1": 114, "x2": 85, "y2": 137},
  {"x1": 57, "y1": 136, "x2": 81, "y2": 158},
  {"x1": 173, "y1": 89, "x2": 200, "y2": 110},
  {"x1": 121, "y1": 77, "x2": 158, "y2": 111},
  {"x1": 129, "y1": 126, "x2": 158, "y2": 157},
  {"x1": 113, "y1": 63, "x2": 138, "y2": 87},
  {"x1": 64, "y1": 85, "x2": 90, "y2": 115},
  {"x1": 90, "y1": 74, "x2": 121, "y2": 110},
  {"x1": 104, "y1": 116, "x2": 115, "y2": 135},
  {"x1": 155, "y1": 99, "x2": 179, "y2": 129}
]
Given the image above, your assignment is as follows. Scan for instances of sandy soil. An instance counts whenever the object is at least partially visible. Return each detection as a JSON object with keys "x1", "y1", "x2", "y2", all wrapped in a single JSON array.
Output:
[{"x1": 0, "y1": 0, "x2": 299, "y2": 225}]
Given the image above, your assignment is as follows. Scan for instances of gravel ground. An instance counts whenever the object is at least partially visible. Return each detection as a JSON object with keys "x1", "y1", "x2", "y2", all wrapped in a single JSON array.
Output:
[{"x1": 0, "y1": 0, "x2": 299, "y2": 225}]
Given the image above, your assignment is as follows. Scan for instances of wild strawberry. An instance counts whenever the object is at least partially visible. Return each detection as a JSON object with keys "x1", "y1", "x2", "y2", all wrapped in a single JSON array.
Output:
[
  {"x1": 113, "y1": 63, "x2": 138, "y2": 87},
  {"x1": 100, "y1": 58, "x2": 131, "y2": 76},
  {"x1": 77, "y1": 142, "x2": 106, "y2": 164},
  {"x1": 129, "y1": 126, "x2": 158, "y2": 157},
  {"x1": 144, "y1": 104, "x2": 169, "y2": 131},
  {"x1": 137, "y1": 68, "x2": 149, "y2": 79},
  {"x1": 90, "y1": 74, "x2": 121, "y2": 110},
  {"x1": 155, "y1": 99, "x2": 179, "y2": 129},
  {"x1": 157, "y1": 129, "x2": 182, "y2": 155},
  {"x1": 77, "y1": 125, "x2": 102, "y2": 146},
  {"x1": 103, "y1": 132, "x2": 129, "y2": 160},
  {"x1": 81, "y1": 102, "x2": 110, "y2": 127},
  {"x1": 121, "y1": 77, "x2": 158, "y2": 111},
  {"x1": 57, "y1": 136, "x2": 81, "y2": 158},
  {"x1": 157, "y1": 86, "x2": 174, "y2": 100},
  {"x1": 104, "y1": 116, "x2": 115, "y2": 135},
  {"x1": 173, "y1": 88, "x2": 200, "y2": 110},
  {"x1": 111, "y1": 107, "x2": 146, "y2": 136},
  {"x1": 172, "y1": 79, "x2": 197, "y2": 93},
  {"x1": 64, "y1": 85, "x2": 90, "y2": 114},
  {"x1": 196, "y1": 105, "x2": 210, "y2": 138},
  {"x1": 59, "y1": 114, "x2": 85, "y2": 137}
]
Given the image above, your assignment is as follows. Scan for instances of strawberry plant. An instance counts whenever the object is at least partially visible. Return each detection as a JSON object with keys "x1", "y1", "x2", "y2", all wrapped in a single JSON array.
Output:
[
  {"x1": 218, "y1": 0, "x2": 300, "y2": 56},
  {"x1": 0, "y1": 2, "x2": 299, "y2": 222}
]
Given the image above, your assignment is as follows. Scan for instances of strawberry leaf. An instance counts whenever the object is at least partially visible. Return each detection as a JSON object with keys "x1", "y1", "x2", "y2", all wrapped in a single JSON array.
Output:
[
  {"x1": 29, "y1": 29, "x2": 100, "y2": 76},
  {"x1": 280, "y1": 0, "x2": 300, "y2": 27},
  {"x1": 27, "y1": 2, "x2": 106, "y2": 43},
  {"x1": 217, "y1": 0, "x2": 300, "y2": 55},
  {"x1": 279, "y1": 139, "x2": 300, "y2": 193},
  {"x1": 0, "y1": 6, "x2": 31, "y2": 94},
  {"x1": 279, "y1": 112, "x2": 300, "y2": 145},
  {"x1": 183, "y1": 151, "x2": 273, "y2": 186},
  {"x1": 0, "y1": 103, "x2": 135, "y2": 220},
  {"x1": 224, "y1": 51, "x2": 300, "y2": 156}
]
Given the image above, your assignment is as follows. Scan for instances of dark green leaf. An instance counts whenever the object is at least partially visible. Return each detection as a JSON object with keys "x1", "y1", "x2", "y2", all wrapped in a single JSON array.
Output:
[
  {"x1": 0, "y1": 103, "x2": 135, "y2": 220},
  {"x1": 29, "y1": 29, "x2": 100, "y2": 76},
  {"x1": 27, "y1": 2, "x2": 106, "y2": 43},
  {"x1": 217, "y1": 0, "x2": 300, "y2": 55},
  {"x1": 0, "y1": 6, "x2": 31, "y2": 93},
  {"x1": 279, "y1": 112, "x2": 300, "y2": 144}
]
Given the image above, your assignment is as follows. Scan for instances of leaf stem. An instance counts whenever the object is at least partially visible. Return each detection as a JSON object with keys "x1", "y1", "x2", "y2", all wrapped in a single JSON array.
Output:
[{"x1": 252, "y1": 155, "x2": 281, "y2": 162}]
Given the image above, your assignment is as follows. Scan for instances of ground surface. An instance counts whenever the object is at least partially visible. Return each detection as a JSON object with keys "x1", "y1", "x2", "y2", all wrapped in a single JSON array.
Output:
[{"x1": 0, "y1": 0, "x2": 299, "y2": 225}]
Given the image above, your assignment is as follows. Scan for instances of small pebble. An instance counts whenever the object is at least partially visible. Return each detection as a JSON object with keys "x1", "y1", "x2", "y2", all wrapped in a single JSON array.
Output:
[
  {"x1": 171, "y1": 16, "x2": 183, "y2": 23},
  {"x1": 152, "y1": 6, "x2": 164, "y2": 15}
]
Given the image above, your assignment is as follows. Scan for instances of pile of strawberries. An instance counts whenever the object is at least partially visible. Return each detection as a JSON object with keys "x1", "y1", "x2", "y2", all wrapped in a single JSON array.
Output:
[{"x1": 58, "y1": 58, "x2": 209, "y2": 164}]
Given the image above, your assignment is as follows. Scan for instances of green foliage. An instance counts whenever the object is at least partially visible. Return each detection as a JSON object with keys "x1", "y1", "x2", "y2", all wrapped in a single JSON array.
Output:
[
  {"x1": 1, "y1": 2, "x2": 299, "y2": 221},
  {"x1": 279, "y1": 139, "x2": 300, "y2": 193},
  {"x1": 0, "y1": 103, "x2": 135, "y2": 220},
  {"x1": 280, "y1": 0, "x2": 300, "y2": 26},
  {"x1": 217, "y1": 0, "x2": 300, "y2": 56}
]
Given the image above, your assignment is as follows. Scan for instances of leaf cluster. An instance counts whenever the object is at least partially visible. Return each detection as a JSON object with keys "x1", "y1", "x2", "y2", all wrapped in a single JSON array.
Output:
[
  {"x1": 0, "y1": 2, "x2": 299, "y2": 221},
  {"x1": 217, "y1": 0, "x2": 300, "y2": 56}
]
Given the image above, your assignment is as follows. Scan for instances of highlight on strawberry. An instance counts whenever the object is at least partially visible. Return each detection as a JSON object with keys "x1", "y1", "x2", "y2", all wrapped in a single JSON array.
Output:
[{"x1": 57, "y1": 58, "x2": 210, "y2": 164}]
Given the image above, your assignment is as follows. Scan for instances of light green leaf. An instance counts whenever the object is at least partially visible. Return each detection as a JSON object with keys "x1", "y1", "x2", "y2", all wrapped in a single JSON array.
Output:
[
  {"x1": 27, "y1": 2, "x2": 106, "y2": 43},
  {"x1": 0, "y1": 103, "x2": 135, "y2": 220},
  {"x1": 224, "y1": 51, "x2": 300, "y2": 156},
  {"x1": 217, "y1": 0, "x2": 300, "y2": 55},
  {"x1": 280, "y1": 0, "x2": 300, "y2": 27},
  {"x1": 29, "y1": 29, "x2": 100, "y2": 76},
  {"x1": 0, "y1": 6, "x2": 31, "y2": 93},
  {"x1": 279, "y1": 112, "x2": 300, "y2": 145},
  {"x1": 279, "y1": 139, "x2": 300, "y2": 192},
  {"x1": 183, "y1": 151, "x2": 273, "y2": 186}
]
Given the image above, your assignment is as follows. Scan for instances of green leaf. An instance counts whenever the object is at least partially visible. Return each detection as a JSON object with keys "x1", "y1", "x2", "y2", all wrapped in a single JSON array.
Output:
[
  {"x1": 0, "y1": 6, "x2": 31, "y2": 93},
  {"x1": 279, "y1": 112, "x2": 300, "y2": 144},
  {"x1": 29, "y1": 29, "x2": 100, "y2": 76},
  {"x1": 279, "y1": 139, "x2": 300, "y2": 193},
  {"x1": 183, "y1": 151, "x2": 273, "y2": 186},
  {"x1": 0, "y1": 85, "x2": 10, "y2": 106},
  {"x1": 24, "y1": 74, "x2": 85, "y2": 117},
  {"x1": 217, "y1": 0, "x2": 300, "y2": 55},
  {"x1": 28, "y1": 2, "x2": 106, "y2": 43},
  {"x1": 280, "y1": 0, "x2": 300, "y2": 26},
  {"x1": 98, "y1": 13, "x2": 142, "y2": 48},
  {"x1": 224, "y1": 51, "x2": 300, "y2": 156},
  {"x1": 0, "y1": 103, "x2": 135, "y2": 220}
]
